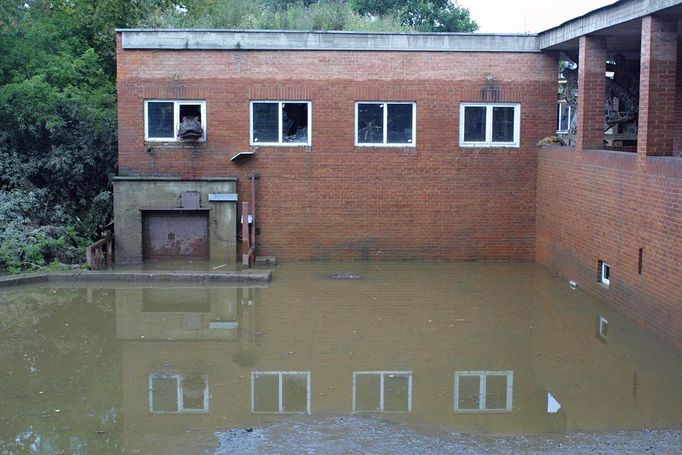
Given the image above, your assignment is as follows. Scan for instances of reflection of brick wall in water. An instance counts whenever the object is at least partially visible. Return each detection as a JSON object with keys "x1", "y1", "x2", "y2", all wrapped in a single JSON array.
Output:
[
  {"x1": 536, "y1": 147, "x2": 682, "y2": 349},
  {"x1": 116, "y1": 34, "x2": 557, "y2": 261}
]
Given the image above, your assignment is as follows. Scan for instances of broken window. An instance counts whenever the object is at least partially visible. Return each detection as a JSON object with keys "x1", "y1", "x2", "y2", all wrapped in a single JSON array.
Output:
[
  {"x1": 250, "y1": 101, "x2": 310, "y2": 145},
  {"x1": 460, "y1": 103, "x2": 520, "y2": 147},
  {"x1": 145, "y1": 100, "x2": 206, "y2": 141},
  {"x1": 356, "y1": 102, "x2": 415, "y2": 146}
]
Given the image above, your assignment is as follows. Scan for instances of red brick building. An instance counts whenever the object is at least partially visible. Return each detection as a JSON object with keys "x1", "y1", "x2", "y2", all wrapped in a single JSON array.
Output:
[{"x1": 115, "y1": 0, "x2": 682, "y2": 346}]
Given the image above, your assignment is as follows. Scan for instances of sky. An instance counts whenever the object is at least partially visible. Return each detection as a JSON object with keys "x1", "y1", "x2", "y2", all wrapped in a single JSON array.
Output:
[{"x1": 457, "y1": 0, "x2": 618, "y2": 33}]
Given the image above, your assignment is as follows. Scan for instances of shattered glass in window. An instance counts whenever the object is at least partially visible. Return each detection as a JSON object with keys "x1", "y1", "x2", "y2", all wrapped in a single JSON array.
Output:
[
  {"x1": 282, "y1": 103, "x2": 308, "y2": 143},
  {"x1": 357, "y1": 104, "x2": 384, "y2": 144},
  {"x1": 387, "y1": 104, "x2": 413, "y2": 144}
]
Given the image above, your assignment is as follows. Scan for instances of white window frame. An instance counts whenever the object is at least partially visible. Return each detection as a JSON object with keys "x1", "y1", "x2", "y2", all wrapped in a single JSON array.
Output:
[
  {"x1": 352, "y1": 371, "x2": 413, "y2": 413},
  {"x1": 144, "y1": 100, "x2": 207, "y2": 142},
  {"x1": 148, "y1": 373, "x2": 209, "y2": 414},
  {"x1": 557, "y1": 102, "x2": 572, "y2": 133},
  {"x1": 453, "y1": 370, "x2": 513, "y2": 413},
  {"x1": 599, "y1": 260, "x2": 611, "y2": 287},
  {"x1": 250, "y1": 371, "x2": 311, "y2": 414},
  {"x1": 459, "y1": 103, "x2": 520, "y2": 147},
  {"x1": 249, "y1": 101, "x2": 312, "y2": 146},
  {"x1": 355, "y1": 102, "x2": 416, "y2": 147}
]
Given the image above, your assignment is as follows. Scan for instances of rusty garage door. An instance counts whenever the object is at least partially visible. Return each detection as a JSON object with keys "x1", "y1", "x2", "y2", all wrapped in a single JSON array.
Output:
[{"x1": 142, "y1": 211, "x2": 209, "y2": 260}]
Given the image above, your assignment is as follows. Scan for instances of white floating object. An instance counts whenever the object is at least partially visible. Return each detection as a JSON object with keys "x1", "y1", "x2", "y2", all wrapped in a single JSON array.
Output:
[{"x1": 569, "y1": 280, "x2": 577, "y2": 289}]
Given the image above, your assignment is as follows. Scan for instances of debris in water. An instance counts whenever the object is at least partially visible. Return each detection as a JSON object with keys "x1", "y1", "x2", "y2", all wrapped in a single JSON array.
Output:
[
  {"x1": 569, "y1": 280, "x2": 577, "y2": 289},
  {"x1": 325, "y1": 273, "x2": 362, "y2": 280}
]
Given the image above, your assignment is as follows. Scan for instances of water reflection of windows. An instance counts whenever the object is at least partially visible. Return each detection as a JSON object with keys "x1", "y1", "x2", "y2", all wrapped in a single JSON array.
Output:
[
  {"x1": 148, "y1": 373, "x2": 209, "y2": 414},
  {"x1": 353, "y1": 371, "x2": 412, "y2": 413},
  {"x1": 454, "y1": 371, "x2": 513, "y2": 413},
  {"x1": 251, "y1": 371, "x2": 311, "y2": 414}
]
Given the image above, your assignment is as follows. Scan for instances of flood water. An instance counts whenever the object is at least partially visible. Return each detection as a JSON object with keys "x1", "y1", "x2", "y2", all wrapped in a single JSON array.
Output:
[{"x1": 1, "y1": 262, "x2": 681, "y2": 454}]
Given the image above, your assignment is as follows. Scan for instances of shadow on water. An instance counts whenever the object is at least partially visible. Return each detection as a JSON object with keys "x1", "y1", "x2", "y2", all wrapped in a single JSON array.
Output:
[{"x1": 0, "y1": 262, "x2": 680, "y2": 453}]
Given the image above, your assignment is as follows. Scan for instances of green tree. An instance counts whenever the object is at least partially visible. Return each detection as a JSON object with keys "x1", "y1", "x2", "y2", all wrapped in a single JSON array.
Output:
[{"x1": 351, "y1": 0, "x2": 477, "y2": 32}]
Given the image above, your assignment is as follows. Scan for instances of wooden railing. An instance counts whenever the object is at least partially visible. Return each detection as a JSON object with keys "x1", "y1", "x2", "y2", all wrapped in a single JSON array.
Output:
[{"x1": 85, "y1": 232, "x2": 114, "y2": 270}]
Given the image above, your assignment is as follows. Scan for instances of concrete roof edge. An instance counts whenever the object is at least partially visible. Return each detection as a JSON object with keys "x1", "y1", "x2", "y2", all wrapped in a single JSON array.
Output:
[
  {"x1": 118, "y1": 29, "x2": 540, "y2": 53},
  {"x1": 538, "y1": 0, "x2": 682, "y2": 49}
]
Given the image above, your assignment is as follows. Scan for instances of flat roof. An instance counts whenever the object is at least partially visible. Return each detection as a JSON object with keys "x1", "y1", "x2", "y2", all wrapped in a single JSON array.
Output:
[
  {"x1": 118, "y1": 29, "x2": 540, "y2": 53},
  {"x1": 117, "y1": 0, "x2": 682, "y2": 54}
]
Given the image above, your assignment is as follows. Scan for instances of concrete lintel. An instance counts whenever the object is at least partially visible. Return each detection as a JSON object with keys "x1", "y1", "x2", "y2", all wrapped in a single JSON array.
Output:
[
  {"x1": 119, "y1": 29, "x2": 540, "y2": 53},
  {"x1": 113, "y1": 176, "x2": 238, "y2": 182},
  {"x1": 539, "y1": 0, "x2": 682, "y2": 49}
]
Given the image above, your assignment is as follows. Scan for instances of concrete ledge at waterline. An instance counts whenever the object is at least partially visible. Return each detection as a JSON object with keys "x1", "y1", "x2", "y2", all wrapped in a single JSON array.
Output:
[{"x1": 0, "y1": 269, "x2": 271, "y2": 288}]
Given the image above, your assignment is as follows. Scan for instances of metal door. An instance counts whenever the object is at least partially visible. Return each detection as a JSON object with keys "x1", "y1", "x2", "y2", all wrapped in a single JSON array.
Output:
[{"x1": 142, "y1": 211, "x2": 209, "y2": 259}]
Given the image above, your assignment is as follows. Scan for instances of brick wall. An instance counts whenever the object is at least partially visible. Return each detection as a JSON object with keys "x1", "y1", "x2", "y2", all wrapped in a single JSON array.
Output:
[
  {"x1": 116, "y1": 36, "x2": 557, "y2": 261},
  {"x1": 536, "y1": 148, "x2": 682, "y2": 348}
]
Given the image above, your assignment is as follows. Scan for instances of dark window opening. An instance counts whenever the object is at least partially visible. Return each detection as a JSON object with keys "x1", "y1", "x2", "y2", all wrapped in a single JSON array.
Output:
[
  {"x1": 252, "y1": 102, "x2": 279, "y2": 143},
  {"x1": 387, "y1": 104, "x2": 413, "y2": 144},
  {"x1": 282, "y1": 103, "x2": 308, "y2": 143},
  {"x1": 179, "y1": 104, "x2": 201, "y2": 123},
  {"x1": 463, "y1": 106, "x2": 486, "y2": 142},
  {"x1": 598, "y1": 260, "x2": 610, "y2": 286},
  {"x1": 492, "y1": 106, "x2": 515, "y2": 142},
  {"x1": 638, "y1": 248, "x2": 643, "y2": 275}
]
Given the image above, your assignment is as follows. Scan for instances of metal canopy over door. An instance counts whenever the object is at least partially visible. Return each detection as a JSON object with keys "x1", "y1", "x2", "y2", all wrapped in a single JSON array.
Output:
[{"x1": 142, "y1": 210, "x2": 210, "y2": 260}]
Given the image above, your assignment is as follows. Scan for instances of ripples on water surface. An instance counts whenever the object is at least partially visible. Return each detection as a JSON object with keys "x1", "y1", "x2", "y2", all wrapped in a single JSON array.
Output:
[{"x1": 1, "y1": 263, "x2": 681, "y2": 453}]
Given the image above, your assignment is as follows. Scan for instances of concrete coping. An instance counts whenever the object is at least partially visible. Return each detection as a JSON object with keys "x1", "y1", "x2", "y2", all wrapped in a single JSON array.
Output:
[
  {"x1": 0, "y1": 270, "x2": 272, "y2": 288},
  {"x1": 118, "y1": 29, "x2": 541, "y2": 53}
]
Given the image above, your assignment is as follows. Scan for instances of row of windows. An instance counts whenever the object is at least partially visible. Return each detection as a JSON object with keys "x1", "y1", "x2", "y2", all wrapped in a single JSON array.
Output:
[
  {"x1": 144, "y1": 100, "x2": 521, "y2": 147},
  {"x1": 148, "y1": 370, "x2": 514, "y2": 414}
]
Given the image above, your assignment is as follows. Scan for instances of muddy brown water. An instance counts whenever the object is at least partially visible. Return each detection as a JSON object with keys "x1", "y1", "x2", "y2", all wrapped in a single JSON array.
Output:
[{"x1": 1, "y1": 262, "x2": 680, "y2": 454}]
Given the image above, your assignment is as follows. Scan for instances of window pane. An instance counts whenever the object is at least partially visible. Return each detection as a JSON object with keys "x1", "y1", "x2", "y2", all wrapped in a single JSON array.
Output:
[
  {"x1": 387, "y1": 104, "x2": 413, "y2": 144},
  {"x1": 252, "y1": 103, "x2": 279, "y2": 143},
  {"x1": 253, "y1": 373, "x2": 279, "y2": 412},
  {"x1": 181, "y1": 375, "x2": 207, "y2": 410},
  {"x1": 355, "y1": 374, "x2": 381, "y2": 412},
  {"x1": 357, "y1": 104, "x2": 384, "y2": 144},
  {"x1": 147, "y1": 102, "x2": 174, "y2": 138},
  {"x1": 282, "y1": 374, "x2": 307, "y2": 413},
  {"x1": 558, "y1": 104, "x2": 570, "y2": 132},
  {"x1": 485, "y1": 375, "x2": 509, "y2": 410},
  {"x1": 463, "y1": 106, "x2": 486, "y2": 142},
  {"x1": 151, "y1": 377, "x2": 178, "y2": 412},
  {"x1": 282, "y1": 103, "x2": 309, "y2": 143},
  {"x1": 383, "y1": 374, "x2": 410, "y2": 412},
  {"x1": 457, "y1": 375, "x2": 480, "y2": 410},
  {"x1": 492, "y1": 106, "x2": 515, "y2": 142}
]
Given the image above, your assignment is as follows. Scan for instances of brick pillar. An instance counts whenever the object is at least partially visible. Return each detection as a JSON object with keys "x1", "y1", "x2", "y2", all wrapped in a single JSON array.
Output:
[
  {"x1": 638, "y1": 15, "x2": 678, "y2": 157},
  {"x1": 576, "y1": 36, "x2": 607, "y2": 151}
]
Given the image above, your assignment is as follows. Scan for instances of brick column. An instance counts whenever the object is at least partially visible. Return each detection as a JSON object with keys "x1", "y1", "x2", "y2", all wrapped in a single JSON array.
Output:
[
  {"x1": 638, "y1": 15, "x2": 678, "y2": 157},
  {"x1": 576, "y1": 36, "x2": 607, "y2": 152}
]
